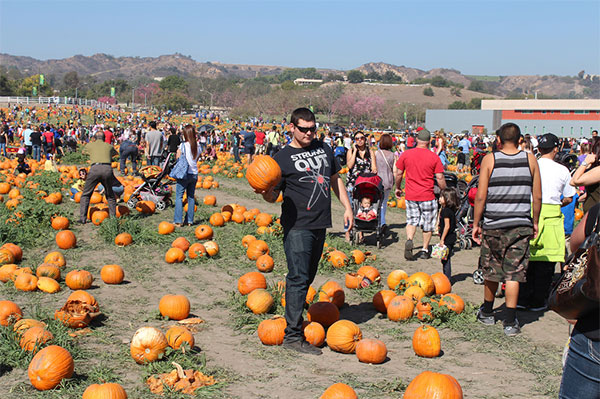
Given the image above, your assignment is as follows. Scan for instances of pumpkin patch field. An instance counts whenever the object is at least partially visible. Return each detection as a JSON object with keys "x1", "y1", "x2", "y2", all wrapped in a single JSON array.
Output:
[{"x1": 0, "y1": 164, "x2": 565, "y2": 398}]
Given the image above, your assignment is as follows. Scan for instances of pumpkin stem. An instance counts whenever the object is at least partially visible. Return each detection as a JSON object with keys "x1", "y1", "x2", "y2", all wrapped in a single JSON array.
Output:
[{"x1": 173, "y1": 362, "x2": 185, "y2": 379}]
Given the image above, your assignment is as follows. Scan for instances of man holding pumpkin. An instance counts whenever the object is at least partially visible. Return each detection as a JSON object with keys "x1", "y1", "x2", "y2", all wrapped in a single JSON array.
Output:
[{"x1": 259, "y1": 107, "x2": 353, "y2": 355}]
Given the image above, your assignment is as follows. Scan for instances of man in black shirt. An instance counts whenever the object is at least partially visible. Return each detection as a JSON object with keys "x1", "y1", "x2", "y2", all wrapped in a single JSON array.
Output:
[
  {"x1": 259, "y1": 108, "x2": 353, "y2": 355},
  {"x1": 167, "y1": 127, "x2": 181, "y2": 153},
  {"x1": 29, "y1": 127, "x2": 43, "y2": 162}
]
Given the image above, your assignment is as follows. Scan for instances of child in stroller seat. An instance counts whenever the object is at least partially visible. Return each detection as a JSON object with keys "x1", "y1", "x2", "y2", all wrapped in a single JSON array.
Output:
[{"x1": 356, "y1": 196, "x2": 377, "y2": 221}]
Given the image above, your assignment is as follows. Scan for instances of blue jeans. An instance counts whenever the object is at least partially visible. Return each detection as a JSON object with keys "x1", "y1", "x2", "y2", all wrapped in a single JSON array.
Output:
[
  {"x1": 0, "y1": 143, "x2": 5, "y2": 157},
  {"x1": 173, "y1": 173, "x2": 198, "y2": 224},
  {"x1": 283, "y1": 229, "x2": 326, "y2": 342},
  {"x1": 120, "y1": 148, "x2": 138, "y2": 174},
  {"x1": 559, "y1": 327, "x2": 600, "y2": 398},
  {"x1": 149, "y1": 156, "x2": 161, "y2": 166},
  {"x1": 32, "y1": 145, "x2": 41, "y2": 161}
]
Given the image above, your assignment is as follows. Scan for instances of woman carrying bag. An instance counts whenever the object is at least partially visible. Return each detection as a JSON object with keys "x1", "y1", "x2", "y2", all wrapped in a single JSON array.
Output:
[
  {"x1": 172, "y1": 125, "x2": 200, "y2": 227},
  {"x1": 375, "y1": 133, "x2": 396, "y2": 235}
]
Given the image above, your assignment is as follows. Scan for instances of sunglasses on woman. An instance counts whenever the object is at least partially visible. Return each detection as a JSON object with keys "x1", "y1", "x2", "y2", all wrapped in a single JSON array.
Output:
[
  {"x1": 294, "y1": 124, "x2": 317, "y2": 133},
  {"x1": 355, "y1": 136, "x2": 365, "y2": 140}
]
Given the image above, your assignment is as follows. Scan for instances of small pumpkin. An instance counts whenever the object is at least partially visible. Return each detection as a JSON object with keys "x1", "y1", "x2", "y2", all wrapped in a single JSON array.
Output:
[
  {"x1": 15, "y1": 273, "x2": 38, "y2": 291},
  {"x1": 194, "y1": 224, "x2": 213, "y2": 240},
  {"x1": 165, "y1": 325, "x2": 195, "y2": 350},
  {"x1": 0, "y1": 300, "x2": 23, "y2": 326},
  {"x1": 203, "y1": 195, "x2": 217, "y2": 206},
  {"x1": 406, "y1": 272, "x2": 435, "y2": 296},
  {"x1": 209, "y1": 212, "x2": 225, "y2": 227},
  {"x1": 302, "y1": 321, "x2": 325, "y2": 347},
  {"x1": 254, "y1": 213, "x2": 273, "y2": 227},
  {"x1": 36, "y1": 264, "x2": 61, "y2": 280},
  {"x1": 387, "y1": 269, "x2": 408, "y2": 290},
  {"x1": 357, "y1": 265, "x2": 380, "y2": 286},
  {"x1": 246, "y1": 288, "x2": 274, "y2": 314},
  {"x1": 318, "y1": 281, "x2": 345, "y2": 309},
  {"x1": 65, "y1": 270, "x2": 94, "y2": 290},
  {"x1": 165, "y1": 247, "x2": 186, "y2": 264},
  {"x1": 256, "y1": 254, "x2": 274, "y2": 273},
  {"x1": 130, "y1": 327, "x2": 168, "y2": 364},
  {"x1": 439, "y1": 293, "x2": 465, "y2": 314},
  {"x1": 246, "y1": 239, "x2": 269, "y2": 260},
  {"x1": 328, "y1": 250, "x2": 348, "y2": 268},
  {"x1": 55, "y1": 230, "x2": 76, "y2": 249},
  {"x1": 171, "y1": 237, "x2": 191, "y2": 252},
  {"x1": 1, "y1": 243, "x2": 22, "y2": 262},
  {"x1": 326, "y1": 320, "x2": 362, "y2": 354},
  {"x1": 344, "y1": 273, "x2": 363, "y2": 289},
  {"x1": 100, "y1": 264, "x2": 125, "y2": 284},
  {"x1": 404, "y1": 285, "x2": 426, "y2": 303},
  {"x1": 20, "y1": 326, "x2": 53, "y2": 352},
  {"x1": 431, "y1": 272, "x2": 452, "y2": 295},
  {"x1": 44, "y1": 251, "x2": 66, "y2": 268},
  {"x1": 0, "y1": 263, "x2": 18, "y2": 282},
  {"x1": 387, "y1": 295, "x2": 415, "y2": 322},
  {"x1": 0, "y1": 248, "x2": 15, "y2": 265},
  {"x1": 372, "y1": 290, "x2": 397, "y2": 313},
  {"x1": 412, "y1": 325, "x2": 441, "y2": 358},
  {"x1": 257, "y1": 316, "x2": 286, "y2": 346},
  {"x1": 350, "y1": 249, "x2": 366, "y2": 264},
  {"x1": 115, "y1": 232, "x2": 133, "y2": 247},
  {"x1": 355, "y1": 338, "x2": 387, "y2": 364},
  {"x1": 159, "y1": 294, "x2": 190, "y2": 320},
  {"x1": 246, "y1": 155, "x2": 281, "y2": 191},
  {"x1": 37, "y1": 277, "x2": 61, "y2": 293},
  {"x1": 242, "y1": 235, "x2": 257, "y2": 248},
  {"x1": 28, "y1": 345, "x2": 74, "y2": 390},
  {"x1": 188, "y1": 243, "x2": 207, "y2": 259},
  {"x1": 320, "y1": 383, "x2": 358, "y2": 399},
  {"x1": 307, "y1": 302, "x2": 340, "y2": 329},
  {"x1": 237, "y1": 271, "x2": 267, "y2": 295},
  {"x1": 51, "y1": 216, "x2": 70, "y2": 230},
  {"x1": 158, "y1": 221, "x2": 175, "y2": 235},
  {"x1": 204, "y1": 241, "x2": 220, "y2": 257},
  {"x1": 82, "y1": 383, "x2": 128, "y2": 399},
  {"x1": 404, "y1": 371, "x2": 463, "y2": 399}
]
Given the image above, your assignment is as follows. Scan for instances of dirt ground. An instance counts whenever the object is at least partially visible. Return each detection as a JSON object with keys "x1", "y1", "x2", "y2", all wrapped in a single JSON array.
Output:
[{"x1": 0, "y1": 176, "x2": 566, "y2": 398}]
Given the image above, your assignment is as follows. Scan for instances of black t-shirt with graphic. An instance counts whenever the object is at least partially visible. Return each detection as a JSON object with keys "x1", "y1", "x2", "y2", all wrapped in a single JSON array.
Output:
[
  {"x1": 274, "y1": 140, "x2": 341, "y2": 231},
  {"x1": 439, "y1": 207, "x2": 457, "y2": 246}
]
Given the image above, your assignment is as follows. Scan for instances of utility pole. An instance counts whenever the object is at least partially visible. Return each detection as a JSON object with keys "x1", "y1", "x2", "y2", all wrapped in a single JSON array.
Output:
[{"x1": 131, "y1": 88, "x2": 135, "y2": 112}]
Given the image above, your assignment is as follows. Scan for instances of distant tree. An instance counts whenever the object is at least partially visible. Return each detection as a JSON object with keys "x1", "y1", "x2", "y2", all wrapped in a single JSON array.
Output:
[
  {"x1": 347, "y1": 70, "x2": 365, "y2": 83},
  {"x1": 423, "y1": 87, "x2": 434, "y2": 97},
  {"x1": 578, "y1": 70, "x2": 585, "y2": 79},
  {"x1": 317, "y1": 83, "x2": 344, "y2": 121},
  {"x1": 468, "y1": 80, "x2": 486, "y2": 93},
  {"x1": 382, "y1": 71, "x2": 402, "y2": 83},
  {"x1": 430, "y1": 76, "x2": 449, "y2": 87},
  {"x1": 448, "y1": 101, "x2": 467, "y2": 109},
  {"x1": 16, "y1": 74, "x2": 53, "y2": 96},
  {"x1": 154, "y1": 90, "x2": 192, "y2": 111},
  {"x1": 332, "y1": 94, "x2": 358, "y2": 118},
  {"x1": 366, "y1": 71, "x2": 382, "y2": 81},
  {"x1": 352, "y1": 95, "x2": 385, "y2": 121},
  {"x1": 63, "y1": 71, "x2": 80, "y2": 89},
  {"x1": 323, "y1": 74, "x2": 344, "y2": 82},
  {"x1": 280, "y1": 80, "x2": 296, "y2": 91},
  {"x1": 450, "y1": 87, "x2": 462, "y2": 97},
  {"x1": 0, "y1": 73, "x2": 14, "y2": 96},
  {"x1": 467, "y1": 98, "x2": 482, "y2": 109},
  {"x1": 159, "y1": 75, "x2": 188, "y2": 91},
  {"x1": 242, "y1": 80, "x2": 271, "y2": 97}
]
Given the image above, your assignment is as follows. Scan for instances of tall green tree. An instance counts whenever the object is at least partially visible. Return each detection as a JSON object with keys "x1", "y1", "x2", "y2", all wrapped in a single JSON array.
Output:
[{"x1": 347, "y1": 70, "x2": 365, "y2": 83}]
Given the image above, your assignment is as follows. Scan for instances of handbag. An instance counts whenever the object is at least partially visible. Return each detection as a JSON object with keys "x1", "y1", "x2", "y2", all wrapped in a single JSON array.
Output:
[
  {"x1": 169, "y1": 144, "x2": 189, "y2": 180},
  {"x1": 431, "y1": 243, "x2": 449, "y2": 260},
  {"x1": 548, "y1": 211, "x2": 600, "y2": 320}
]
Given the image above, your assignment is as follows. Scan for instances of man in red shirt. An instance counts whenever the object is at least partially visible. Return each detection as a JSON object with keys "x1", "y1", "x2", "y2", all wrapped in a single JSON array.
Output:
[
  {"x1": 104, "y1": 127, "x2": 113, "y2": 144},
  {"x1": 395, "y1": 128, "x2": 446, "y2": 260},
  {"x1": 255, "y1": 130, "x2": 266, "y2": 155}
]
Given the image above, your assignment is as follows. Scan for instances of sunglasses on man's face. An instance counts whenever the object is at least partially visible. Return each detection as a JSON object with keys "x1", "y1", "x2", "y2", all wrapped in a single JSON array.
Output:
[{"x1": 295, "y1": 125, "x2": 317, "y2": 133}]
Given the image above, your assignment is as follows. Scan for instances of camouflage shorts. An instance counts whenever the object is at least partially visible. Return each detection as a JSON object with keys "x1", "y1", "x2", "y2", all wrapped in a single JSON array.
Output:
[{"x1": 479, "y1": 226, "x2": 533, "y2": 283}]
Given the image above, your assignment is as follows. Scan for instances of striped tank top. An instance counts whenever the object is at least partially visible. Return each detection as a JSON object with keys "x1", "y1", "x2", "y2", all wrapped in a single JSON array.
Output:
[{"x1": 483, "y1": 150, "x2": 533, "y2": 230}]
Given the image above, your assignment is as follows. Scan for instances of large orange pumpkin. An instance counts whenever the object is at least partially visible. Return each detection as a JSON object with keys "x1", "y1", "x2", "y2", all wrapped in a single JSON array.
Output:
[
  {"x1": 406, "y1": 272, "x2": 435, "y2": 295},
  {"x1": 15, "y1": 273, "x2": 38, "y2": 291},
  {"x1": 355, "y1": 338, "x2": 387, "y2": 364},
  {"x1": 246, "y1": 155, "x2": 281, "y2": 191},
  {"x1": 159, "y1": 294, "x2": 190, "y2": 320},
  {"x1": 209, "y1": 212, "x2": 225, "y2": 227},
  {"x1": 100, "y1": 264, "x2": 125, "y2": 284},
  {"x1": 257, "y1": 316, "x2": 286, "y2": 346},
  {"x1": 82, "y1": 383, "x2": 128, "y2": 399},
  {"x1": 65, "y1": 270, "x2": 94, "y2": 290},
  {"x1": 307, "y1": 301, "x2": 340, "y2": 329},
  {"x1": 246, "y1": 239, "x2": 269, "y2": 260},
  {"x1": 431, "y1": 272, "x2": 452, "y2": 295},
  {"x1": 387, "y1": 295, "x2": 414, "y2": 321},
  {"x1": 20, "y1": 326, "x2": 53, "y2": 352},
  {"x1": 130, "y1": 327, "x2": 168, "y2": 364},
  {"x1": 412, "y1": 325, "x2": 441, "y2": 358},
  {"x1": 326, "y1": 320, "x2": 362, "y2": 354},
  {"x1": 114, "y1": 232, "x2": 133, "y2": 247},
  {"x1": 194, "y1": 225, "x2": 213, "y2": 240},
  {"x1": 237, "y1": 272, "x2": 267, "y2": 295},
  {"x1": 165, "y1": 247, "x2": 186, "y2": 263},
  {"x1": 158, "y1": 221, "x2": 175, "y2": 235},
  {"x1": 320, "y1": 383, "x2": 357, "y2": 399},
  {"x1": 55, "y1": 230, "x2": 76, "y2": 249},
  {"x1": 44, "y1": 251, "x2": 66, "y2": 268},
  {"x1": 2, "y1": 243, "x2": 23, "y2": 262},
  {"x1": 404, "y1": 371, "x2": 463, "y2": 399},
  {"x1": 318, "y1": 281, "x2": 345, "y2": 309},
  {"x1": 171, "y1": 237, "x2": 190, "y2": 252},
  {"x1": 302, "y1": 321, "x2": 325, "y2": 347},
  {"x1": 51, "y1": 216, "x2": 70, "y2": 230},
  {"x1": 439, "y1": 293, "x2": 465, "y2": 314},
  {"x1": 0, "y1": 300, "x2": 23, "y2": 326},
  {"x1": 372, "y1": 290, "x2": 397, "y2": 313},
  {"x1": 256, "y1": 254, "x2": 274, "y2": 273},
  {"x1": 246, "y1": 288, "x2": 274, "y2": 314},
  {"x1": 28, "y1": 345, "x2": 74, "y2": 390}
]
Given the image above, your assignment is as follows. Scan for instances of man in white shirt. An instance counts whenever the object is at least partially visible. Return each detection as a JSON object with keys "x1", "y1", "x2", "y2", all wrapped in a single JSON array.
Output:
[
  {"x1": 518, "y1": 133, "x2": 576, "y2": 311},
  {"x1": 21, "y1": 123, "x2": 33, "y2": 156}
]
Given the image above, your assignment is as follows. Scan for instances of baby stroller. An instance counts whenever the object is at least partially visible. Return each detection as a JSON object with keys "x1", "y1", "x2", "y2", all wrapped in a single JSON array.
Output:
[
  {"x1": 350, "y1": 173, "x2": 384, "y2": 248},
  {"x1": 127, "y1": 152, "x2": 175, "y2": 211},
  {"x1": 456, "y1": 174, "x2": 479, "y2": 251}
]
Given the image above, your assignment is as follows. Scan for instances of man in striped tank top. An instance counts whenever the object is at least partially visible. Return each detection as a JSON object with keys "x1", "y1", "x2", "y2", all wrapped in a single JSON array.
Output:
[{"x1": 472, "y1": 123, "x2": 542, "y2": 336}]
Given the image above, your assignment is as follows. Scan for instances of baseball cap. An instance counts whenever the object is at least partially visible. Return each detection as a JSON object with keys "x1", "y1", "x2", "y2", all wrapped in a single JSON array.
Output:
[
  {"x1": 537, "y1": 133, "x2": 559, "y2": 149},
  {"x1": 417, "y1": 128, "x2": 431, "y2": 141}
]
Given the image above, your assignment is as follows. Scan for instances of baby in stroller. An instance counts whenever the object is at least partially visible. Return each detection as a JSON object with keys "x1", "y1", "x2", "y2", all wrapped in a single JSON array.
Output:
[
  {"x1": 356, "y1": 196, "x2": 377, "y2": 221},
  {"x1": 350, "y1": 173, "x2": 384, "y2": 248}
]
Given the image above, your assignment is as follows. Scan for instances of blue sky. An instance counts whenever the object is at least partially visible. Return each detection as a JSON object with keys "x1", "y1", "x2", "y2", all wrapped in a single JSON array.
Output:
[{"x1": 1, "y1": 0, "x2": 598, "y2": 76}]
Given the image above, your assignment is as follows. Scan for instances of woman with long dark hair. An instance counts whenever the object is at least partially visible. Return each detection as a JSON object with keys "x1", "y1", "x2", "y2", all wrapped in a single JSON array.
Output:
[{"x1": 173, "y1": 125, "x2": 200, "y2": 226}]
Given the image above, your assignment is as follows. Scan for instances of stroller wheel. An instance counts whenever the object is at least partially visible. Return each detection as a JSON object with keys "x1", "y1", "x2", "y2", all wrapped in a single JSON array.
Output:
[
  {"x1": 466, "y1": 239, "x2": 473, "y2": 250},
  {"x1": 472, "y1": 269, "x2": 484, "y2": 285},
  {"x1": 156, "y1": 201, "x2": 166, "y2": 211},
  {"x1": 127, "y1": 197, "x2": 139, "y2": 210},
  {"x1": 459, "y1": 238, "x2": 467, "y2": 250},
  {"x1": 376, "y1": 239, "x2": 381, "y2": 249}
]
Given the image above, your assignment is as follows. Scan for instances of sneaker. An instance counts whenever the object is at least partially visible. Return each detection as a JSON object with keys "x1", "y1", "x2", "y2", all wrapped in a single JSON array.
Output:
[
  {"x1": 415, "y1": 248, "x2": 431, "y2": 259},
  {"x1": 476, "y1": 307, "x2": 495, "y2": 325},
  {"x1": 282, "y1": 340, "x2": 322, "y2": 355},
  {"x1": 404, "y1": 239, "x2": 413, "y2": 260},
  {"x1": 503, "y1": 319, "x2": 521, "y2": 336}
]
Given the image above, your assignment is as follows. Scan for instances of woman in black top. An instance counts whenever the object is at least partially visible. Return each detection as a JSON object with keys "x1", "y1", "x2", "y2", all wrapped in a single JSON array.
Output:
[
  {"x1": 559, "y1": 203, "x2": 600, "y2": 398},
  {"x1": 167, "y1": 127, "x2": 181, "y2": 153}
]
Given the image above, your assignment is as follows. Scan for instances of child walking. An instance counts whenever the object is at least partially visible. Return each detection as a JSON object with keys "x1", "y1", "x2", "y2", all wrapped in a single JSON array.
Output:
[{"x1": 438, "y1": 188, "x2": 459, "y2": 282}]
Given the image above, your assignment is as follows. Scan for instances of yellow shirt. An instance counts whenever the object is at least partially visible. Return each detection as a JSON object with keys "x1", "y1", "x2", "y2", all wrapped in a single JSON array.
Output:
[{"x1": 83, "y1": 140, "x2": 117, "y2": 164}]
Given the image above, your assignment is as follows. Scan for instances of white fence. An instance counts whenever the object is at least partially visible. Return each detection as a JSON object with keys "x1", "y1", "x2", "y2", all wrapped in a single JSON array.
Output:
[{"x1": 0, "y1": 96, "x2": 117, "y2": 110}]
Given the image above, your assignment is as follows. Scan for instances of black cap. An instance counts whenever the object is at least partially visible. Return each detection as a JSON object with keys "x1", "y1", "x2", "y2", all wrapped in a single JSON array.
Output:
[{"x1": 537, "y1": 133, "x2": 559, "y2": 149}]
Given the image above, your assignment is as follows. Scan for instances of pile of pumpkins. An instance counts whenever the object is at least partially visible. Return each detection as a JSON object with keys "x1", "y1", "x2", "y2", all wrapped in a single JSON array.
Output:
[{"x1": 163, "y1": 223, "x2": 220, "y2": 264}]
